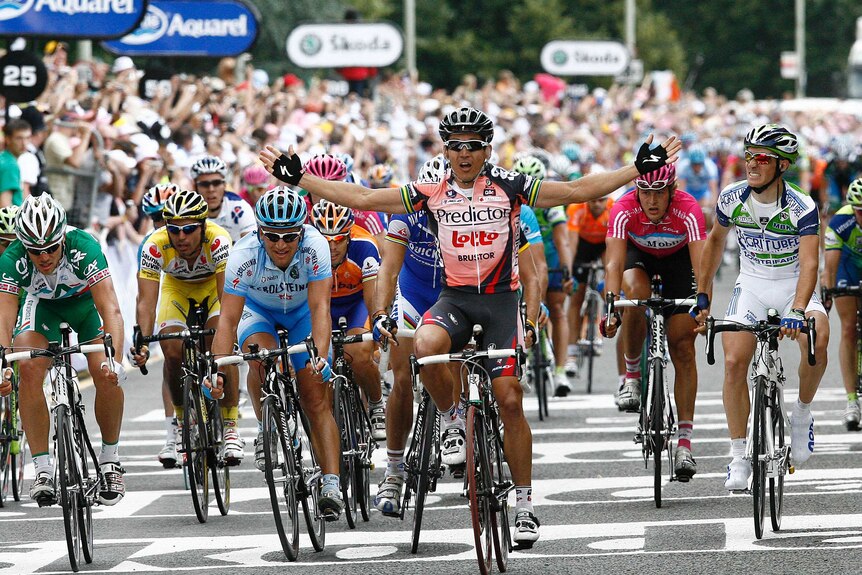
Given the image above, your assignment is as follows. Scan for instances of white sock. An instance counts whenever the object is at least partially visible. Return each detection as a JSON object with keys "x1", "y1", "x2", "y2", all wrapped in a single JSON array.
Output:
[
  {"x1": 33, "y1": 453, "x2": 52, "y2": 476},
  {"x1": 99, "y1": 442, "x2": 120, "y2": 464},
  {"x1": 730, "y1": 438, "x2": 746, "y2": 459},
  {"x1": 794, "y1": 399, "x2": 811, "y2": 414},
  {"x1": 165, "y1": 417, "x2": 177, "y2": 442},
  {"x1": 515, "y1": 486, "x2": 533, "y2": 513}
]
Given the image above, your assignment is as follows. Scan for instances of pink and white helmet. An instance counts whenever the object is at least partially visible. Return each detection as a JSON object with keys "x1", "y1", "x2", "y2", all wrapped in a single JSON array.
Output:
[
  {"x1": 305, "y1": 154, "x2": 348, "y2": 181},
  {"x1": 634, "y1": 164, "x2": 676, "y2": 190}
]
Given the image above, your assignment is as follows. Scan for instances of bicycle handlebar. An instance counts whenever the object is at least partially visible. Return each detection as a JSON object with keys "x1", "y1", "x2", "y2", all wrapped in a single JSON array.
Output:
[
  {"x1": 705, "y1": 315, "x2": 816, "y2": 367},
  {"x1": 213, "y1": 339, "x2": 314, "y2": 368},
  {"x1": 133, "y1": 325, "x2": 215, "y2": 376},
  {"x1": 823, "y1": 284, "x2": 862, "y2": 298},
  {"x1": 412, "y1": 347, "x2": 523, "y2": 368},
  {"x1": 2, "y1": 340, "x2": 114, "y2": 365}
]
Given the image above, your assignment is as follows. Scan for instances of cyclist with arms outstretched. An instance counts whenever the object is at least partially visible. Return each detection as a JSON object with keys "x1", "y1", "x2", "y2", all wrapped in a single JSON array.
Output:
[{"x1": 261, "y1": 106, "x2": 681, "y2": 546}]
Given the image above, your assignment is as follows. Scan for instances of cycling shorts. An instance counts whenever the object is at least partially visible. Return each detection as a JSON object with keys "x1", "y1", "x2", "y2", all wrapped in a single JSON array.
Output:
[
  {"x1": 331, "y1": 296, "x2": 369, "y2": 331},
  {"x1": 572, "y1": 240, "x2": 605, "y2": 284},
  {"x1": 420, "y1": 288, "x2": 522, "y2": 379},
  {"x1": 546, "y1": 250, "x2": 566, "y2": 292},
  {"x1": 15, "y1": 292, "x2": 103, "y2": 343},
  {"x1": 392, "y1": 276, "x2": 441, "y2": 330},
  {"x1": 835, "y1": 255, "x2": 862, "y2": 287},
  {"x1": 725, "y1": 274, "x2": 826, "y2": 324},
  {"x1": 237, "y1": 298, "x2": 314, "y2": 373},
  {"x1": 156, "y1": 274, "x2": 220, "y2": 331},
  {"x1": 625, "y1": 244, "x2": 695, "y2": 315}
]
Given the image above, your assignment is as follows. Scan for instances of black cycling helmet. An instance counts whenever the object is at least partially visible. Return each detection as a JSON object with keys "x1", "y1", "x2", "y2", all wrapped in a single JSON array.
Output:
[{"x1": 438, "y1": 107, "x2": 494, "y2": 143}]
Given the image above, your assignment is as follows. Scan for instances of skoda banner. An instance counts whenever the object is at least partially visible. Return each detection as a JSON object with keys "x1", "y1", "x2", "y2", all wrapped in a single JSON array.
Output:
[
  {"x1": 0, "y1": 0, "x2": 146, "y2": 39},
  {"x1": 102, "y1": 0, "x2": 259, "y2": 57},
  {"x1": 287, "y1": 22, "x2": 403, "y2": 68}
]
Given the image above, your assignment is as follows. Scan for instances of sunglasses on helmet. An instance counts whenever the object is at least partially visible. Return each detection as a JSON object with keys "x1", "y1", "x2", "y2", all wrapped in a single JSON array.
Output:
[
  {"x1": 166, "y1": 223, "x2": 203, "y2": 235},
  {"x1": 444, "y1": 139, "x2": 488, "y2": 152},
  {"x1": 635, "y1": 179, "x2": 671, "y2": 191},
  {"x1": 744, "y1": 151, "x2": 780, "y2": 164}
]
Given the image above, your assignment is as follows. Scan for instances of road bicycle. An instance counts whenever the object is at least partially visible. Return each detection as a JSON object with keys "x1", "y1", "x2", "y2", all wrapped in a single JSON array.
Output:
[
  {"x1": 706, "y1": 310, "x2": 815, "y2": 539},
  {"x1": 574, "y1": 260, "x2": 603, "y2": 394},
  {"x1": 411, "y1": 325, "x2": 523, "y2": 575},
  {"x1": 134, "y1": 297, "x2": 228, "y2": 523},
  {"x1": 213, "y1": 332, "x2": 324, "y2": 561},
  {"x1": 0, "y1": 363, "x2": 25, "y2": 506},
  {"x1": 521, "y1": 302, "x2": 552, "y2": 421},
  {"x1": 330, "y1": 319, "x2": 377, "y2": 529},
  {"x1": 607, "y1": 279, "x2": 695, "y2": 508},
  {"x1": 823, "y1": 283, "x2": 862, "y2": 430},
  {"x1": 2, "y1": 326, "x2": 116, "y2": 572}
]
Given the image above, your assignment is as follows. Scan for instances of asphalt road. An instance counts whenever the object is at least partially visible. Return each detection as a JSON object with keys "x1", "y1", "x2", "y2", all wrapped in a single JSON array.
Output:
[{"x1": 0, "y1": 266, "x2": 860, "y2": 574}]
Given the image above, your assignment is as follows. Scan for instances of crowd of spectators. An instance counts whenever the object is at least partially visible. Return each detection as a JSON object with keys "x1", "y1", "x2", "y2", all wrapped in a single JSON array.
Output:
[{"x1": 2, "y1": 41, "x2": 862, "y2": 252}]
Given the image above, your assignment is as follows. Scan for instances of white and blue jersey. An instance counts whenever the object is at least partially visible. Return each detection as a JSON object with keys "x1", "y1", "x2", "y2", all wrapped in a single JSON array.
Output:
[
  {"x1": 210, "y1": 191, "x2": 256, "y2": 242},
  {"x1": 519, "y1": 205, "x2": 543, "y2": 246},
  {"x1": 385, "y1": 211, "x2": 442, "y2": 329},
  {"x1": 225, "y1": 226, "x2": 332, "y2": 368},
  {"x1": 677, "y1": 158, "x2": 719, "y2": 202}
]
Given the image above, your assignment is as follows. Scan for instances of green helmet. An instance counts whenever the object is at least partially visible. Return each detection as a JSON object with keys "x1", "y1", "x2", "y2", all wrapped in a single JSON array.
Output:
[
  {"x1": 848, "y1": 178, "x2": 862, "y2": 208},
  {"x1": 16, "y1": 196, "x2": 66, "y2": 248},
  {"x1": 512, "y1": 155, "x2": 547, "y2": 179},
  {"x1": 0, "y1": 205, "x2": 19, "y2": 236}
]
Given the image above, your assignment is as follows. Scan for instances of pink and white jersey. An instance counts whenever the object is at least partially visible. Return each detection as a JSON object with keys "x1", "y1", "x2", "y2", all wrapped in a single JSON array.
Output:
[
  {"x1": 353, "y1": 209, "x2": 385, "y2": 236},
  {"x1": 607, "y1": 189, "x2": 706, "y2": 257},
  {"x1": 400, "y1": 165, "x2": 541, "y2": 294}
]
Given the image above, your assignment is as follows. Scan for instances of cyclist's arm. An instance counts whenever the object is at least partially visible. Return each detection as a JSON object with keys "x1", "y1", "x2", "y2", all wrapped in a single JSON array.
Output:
[
  {"x1": 0, "y1": 292, "x2": 18, "y2": 348},
  {"x1": 793, "y1": 235, "x2": 819, "y2": 311},
  {"x1": 524, "y1": 242, "x2": 548, "y2": 297},
  {"x1": 519, "y1": 244, "x2": 541, "y2": 326},
  {"x1": 215, "y1": 270, "x2": 226, "y2": 301},
  {"x1": 569, "y1": 231, "x2": 580, "y2": 263},
  {"x1": 135, "y1": 277, "x2": 160, "y2": 338},
  {"x1": 308, "y1": 276, "x2": 332, "y2": 361},
  {"x1": 362, "y1": 276, "x2": 378, "y2": 321},
  {"x1": 822, "y1": 249, "x2": 840, "y2": 290},
  {"x1": 604, "y1": 236, "x2": 627, "y2": 297},
  {"x1": 211, "y1": 292, "x2": 244, "y2": 358},
  {"x1": 91, "y1": 276, "x2": 125, "y2": 354},
  {"x1": 535, "y1": 165, "x2": 638, "y2": 207},
  {"x1": 696, "y1": 219, "x2": 730, "y2": 301},
  {"x1": 551, "y1": 222, "x2": 572, "y2": 278},
  {"x1": 687, "y1": 239, "x2": 706, "y2": 290},
  {"x1": 372, "y1": 239, "x2": 407, "y2": 314}
]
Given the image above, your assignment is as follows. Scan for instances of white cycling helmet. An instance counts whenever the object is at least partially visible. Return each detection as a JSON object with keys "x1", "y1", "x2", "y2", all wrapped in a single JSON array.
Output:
[{"x1": 16, "y1": 195, "x2": 67, "y2": 248}]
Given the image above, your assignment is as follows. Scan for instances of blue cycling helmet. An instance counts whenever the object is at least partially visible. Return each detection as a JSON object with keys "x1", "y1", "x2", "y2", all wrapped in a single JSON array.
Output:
[
  {"x1": 335, "y1": 152, "x2": 355, "y2": 173},
  {"x1": 561, "y1": 142, "x2": 581, "y2": 162},
  {"x1": 688, "y1": 146, "x2": 706, "y2": 164},
  {"x1": 255, "y1": 186, "x2": 307, "y2": 228}
]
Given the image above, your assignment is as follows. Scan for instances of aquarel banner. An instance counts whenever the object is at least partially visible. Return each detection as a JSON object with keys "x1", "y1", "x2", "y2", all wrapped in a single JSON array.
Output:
[
  {"x1": 0, "y1": 0, "x2": 147, "y2": 39},
  {"x1": 102, "y1": 0, "x2": 258, "y2": 57}
]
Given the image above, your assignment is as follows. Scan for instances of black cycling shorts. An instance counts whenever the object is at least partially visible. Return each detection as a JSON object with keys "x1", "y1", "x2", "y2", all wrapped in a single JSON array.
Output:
[
  {"x1": 420, "y1": 288, "x2": 522, "y2": 379},
  {"x1": 572, "y1": 240, "x2": 606, "y2": 283},
  {"x1": 624, "y1": 244, "x2": 695, "y2": 315}
]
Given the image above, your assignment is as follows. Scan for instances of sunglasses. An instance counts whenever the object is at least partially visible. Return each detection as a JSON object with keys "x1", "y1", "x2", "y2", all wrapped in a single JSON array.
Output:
[
  {"x1": 197, "y1": 179, "x2": 225, "y2": 189},
  {"x1": 444, "y1": 139, "x2": 488, "y2": 152},
  {"x1": 324, "y1": 233, "x2": 350, "y2": 243},
  {"x1": 166, "y1": 223, "x2": 203, "y2": 235},
  {"x1": 635, "y1": 179, "x2": 671, "y2": 191},
  {"x1": 260, "y1": 229, "x2": 302, "y2": 244},
  {"x1": 744, "y1": 151, "x2": 780, "y2": 164},
  {"x1": 27, "y1": 242, "x2": 61, "y2": 256}
]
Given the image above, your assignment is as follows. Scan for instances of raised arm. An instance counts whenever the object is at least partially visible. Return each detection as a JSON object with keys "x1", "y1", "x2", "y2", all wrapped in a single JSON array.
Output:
[
  {"x1": 259, "y1": 145, "x2": 407, "y2": 214},
  {"x1": 535, "y1": 135, "x2": 681, "y2": 208}
]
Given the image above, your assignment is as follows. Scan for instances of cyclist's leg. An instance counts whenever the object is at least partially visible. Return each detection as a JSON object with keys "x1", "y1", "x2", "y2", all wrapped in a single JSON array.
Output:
[
  {"x1": 618, "y1": 262, "x2": 650, "y2": 410},
  {"x1": 205, "y1": 310, "x2": 243, "y2": 464},
  {"x1": 790, "y1": 293, "x2": 829, "y2": 466},
  {"x1": 834, "y1": 294, "x2": 860, "y2": 428}
]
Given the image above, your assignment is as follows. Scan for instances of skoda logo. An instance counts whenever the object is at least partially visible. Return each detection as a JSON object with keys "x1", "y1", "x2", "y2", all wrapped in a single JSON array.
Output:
[
  {"x1": 0, "y1": 0, "x2": 34, "y2": 21},
  {"x1": 121, "y1": 5, "x2": 168, "y2": 45},
  {"x1": 300, "y1": 34, "x2": 322, "y2": 56},
  {"x1": 552, "y1": 50, "x2": 567, "y2": 65}
]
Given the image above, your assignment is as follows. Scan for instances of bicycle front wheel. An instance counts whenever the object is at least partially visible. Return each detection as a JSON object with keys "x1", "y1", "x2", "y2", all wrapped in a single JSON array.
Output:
[
  {"x1": 488, "y1": 412, "x2": 511, "y2": 572},
  {"x1": 298, "y1": 411, "x2": 325, "y2": 551},
  {"x1": 262, "y1": 396, "x2": 299, "y2": 561},
  {"x1": 208, "y1": 398, "x2": 230, "y2": 516},
  {"x1": 769, "y1": 386, "x2": 785, "y2": 532},
  {"x1": 56, "y1": 405, "x2": 82, "y2": 572},
  {"x1": 0, "y1": 393, "x2": 11, "y2": 507},
  {"x1": 751, "y1": 377, "x2": 767, "y2": 539},
  {"x1": 411, "y1": 394, "x2": 436, "y2": 554},
  {"x1": 351, "y1": 395, "x2": 372, "y2": 522},
  {"x1": 333, "y1": 379, "x2": 358, "y2": 529},
  {"x1": 585, "y1": 295, "x2": 598, "y2": 394},
  {"x1": 73, "y1": 413, "x2": 95, "y2": 565},
  {"x1": 649, "y1": 362, "x2": 665, "y2": 509},
  {"x1": 183, "y1": 376, "x2": 210, "y2": 523},
  {"x1": 466, "y1": 406, "x2": 493, "y2": 575},
  {"x1": 11, "y1": 427, "x2": 25, "y2": 502}
]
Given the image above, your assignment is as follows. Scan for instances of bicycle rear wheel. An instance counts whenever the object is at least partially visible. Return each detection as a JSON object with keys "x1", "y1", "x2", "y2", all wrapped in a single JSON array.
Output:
[
  {"x1": 649, "y1": 362, "x2": 665, "y2": 509},
  {"x1": 56, "y1": 406, "x2": 82, "y2": 572},
  {"x1": 532, "y1": 340, "x2": 546, "y2": 421},
  {"x1": 262, "y1": 396, "x2": 299, "y2": 561},
  {"x1": 183, "y1": 376, "x2": 209, "y2": 523},
  {"x1": 208, "y1": 398, "x2": 230, "y2": 516},
  {"x1": 333, "y1": 379, "x2": 358, "y2": 529},
  {"x1": 10, "y1": 427, "x2": 25, "y2": 502},
  {"x1": 298, "y1": 412, "x2": 325, "y2": 551},
  {"x1": 751, "y1": 377, "x2": 767, "y2": 539},
  {"x1": 73, "y1": 413, "x2": 95, "y2": 565},
  {"x1": 769, "y1": 386, "x2": 785, "y2": 532},
  {"x1": 410, "y1": 394, "x2": 435, "y2": 554},
  {"x1": 466, "y1": 406, "x2": 494, "y2": 575}
]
